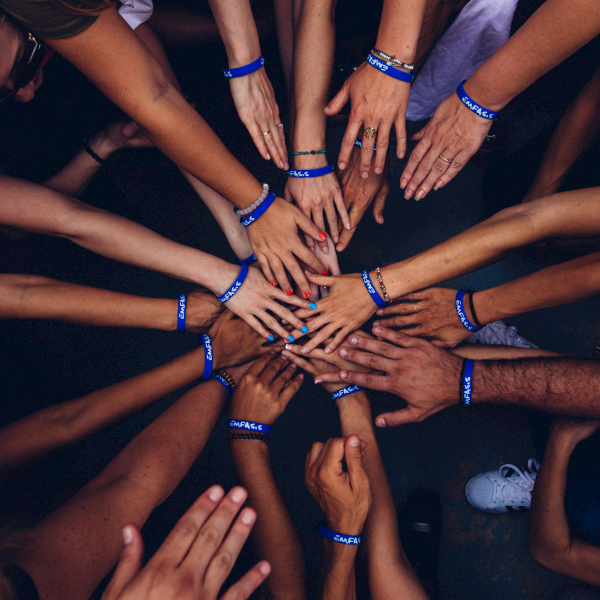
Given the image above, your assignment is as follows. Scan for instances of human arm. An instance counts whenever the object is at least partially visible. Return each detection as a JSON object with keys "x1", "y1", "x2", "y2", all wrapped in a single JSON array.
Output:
[
  {"x1": 229, "y1": 354, "x2": 306, "y2": 600},
  {"x1": 0, "y1": 310, "x2": 266, "y2": 470},
  {"x1": 43, "y1": 121, "x2": 153, "y2": 197},
  {"x1": 523, "y1": 63, "x2": 600, "y2": 202},
  {"x1": 401, "y1": 0, "x2": 600, "y2": 200},
  {"x1": 528, "y1": 419, "x2": 600, "y2": 585}
]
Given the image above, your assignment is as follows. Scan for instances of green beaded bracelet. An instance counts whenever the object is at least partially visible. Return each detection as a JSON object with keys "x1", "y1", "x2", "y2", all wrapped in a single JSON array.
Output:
[{"x1": 291, "y1": 149, "x2": 327, "y2": 156}]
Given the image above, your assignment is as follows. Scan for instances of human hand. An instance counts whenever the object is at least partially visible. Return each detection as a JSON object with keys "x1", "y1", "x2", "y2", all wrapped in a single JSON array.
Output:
[
  {"x1": 101, "y1": 120, "x2": 154, "y2": 152},
  {"x1": 209, "y1": 310, "x2": 271, "y2": 369},
  {"x1": 229, "y1": 68, "x2": 288, "y2": 170},
  {"x1": 285, "y1": 163, "x2": 350, "y2": 250},
  {"x1": 246, "y1": 197, "x2": 326, "y2": 297},
  {"x1": 315, "y1": 326, "x2": 462, "y2": 427},
  {"x1": 325, "y1": 61, "x2": 411, "y2": 179},
  {"x1": 335, "y1": 145, "x2": 390, "y2": 252},
  {"x1": 102, "y1": 485, "x2": 270, "y2": 600},
  {"x1": 400, "y1": 89, "x2": 492, "y2": 200},
  {"x1": 229, "y1": 353, "x2": 304, "y2": 425},
  {"x1": 372, "y1": 287, "x2": 472, "y2": 348},
  {"x1": 184, "y1": 288, "x2": 225, "y2": 334},
  {"x1": 305, "y1": 436, "x2": 371, "y2": 534},
  {"x1": 300, "y1": 233, "x2": 341, "y2": 301},
  {"x1": 550, "y1": 418, "x2": 600, "y2": 447}
]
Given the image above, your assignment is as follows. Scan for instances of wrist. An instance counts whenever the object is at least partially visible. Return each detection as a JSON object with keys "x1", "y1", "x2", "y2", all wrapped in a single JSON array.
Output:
[
  {"x1": 89, "y1": 132, "x2": 119, "y2": 159},
  {"x1": 291, "y1": 153, "x2": 329, "y2": 169},
  {"x1": 326, "y1": 516, "x2": 365, "y2": 537},
  {"x1": 223, "y1": 32, "x2": 261, "y2": 68},
  {"x1": 462, "y1": 77, "x2": 506, "y2": 114},
  {"x1": 374, "y1": 36, "x2": 416, "y2": 67},
  {"x1": 470, "y1": 289, "x2": 498, "y2": 326}
]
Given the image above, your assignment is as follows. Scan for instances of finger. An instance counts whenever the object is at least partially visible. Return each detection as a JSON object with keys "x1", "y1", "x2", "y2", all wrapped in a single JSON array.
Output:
[
  {"x1": 245, "y1": 351, "x2": 278, "y2": 377},
  {"x1": 399, "y1": 135, "x2": 433, "y2": 193},
  {"x1": 337, "y1": 369, "x2": 390, "y2": 391},
  {"x1": 345, "y1": 330, "x2": 406, "y2": 357},
  {"x1": 336, "y1": 200, "x2": 367, "y2": 252},
  {"x1": 371, "y1": 325, "x2": 424, "y2": 347},
  {"x1": 375, "y1": 409, "x2": 419, "y2": 428},
  {"x1": 220, "y1": 561, "x2": 271, "y2": 600},
  {"x1": 305, "y1": 441, "x2": 326, "y2": 479},
  {"x1": 324, "y1": 326, "x2": 354, "y2": 355},
  {"x1": 280, "y1": 349, "x2": 319, "y2": 376},
  {"x1": 321, "y1": 437, "x2": 347, "y2": 476},
  {"x1": 256, "y1": 254, "x2": 280, "y2": 289},
  {"x1": 297, "y1": 323, "x2": 341, "y2": 355},
  {"x1": 324, "y1": 85, "x2": 350, "y2": 118},
  {"x1": 279, "y1": 371, "x2": 304, "y2": 403},
  {"x1": 202, "y1": 507, "x2": 257, "y2": 595},
  {"x1": 271, "y1": 361, "x2": 298, "y2": 393},
  {"x1": 372, "y1": 183, "x2": 387, "y2": 225},
  {"x1": 344, "y1": 435, "x2": 368, "y2": 488},
  {"x1": 260, "y1": 354, "x2": 289, "y2": 384},
  {"x1": 266, "y1": 302, "x2": 309, "y2": 336},
  {"x1": 373, "y1": 125, "x2": 391, "y2": 174},
  {"x1": 285, "y1": 253, "x2": 326, "y2": 299},
  {"x1": 371, "y1": 314, "x2": 420, "y2": 329},
  {"x1": 332, "y1": 187, "x2": 350, "y2": 238},
  {"x1": 244, "y1": 313, "x2": 277, "y2": 341},
  {"x1": 312, "y1": 209, "x2": 329, "y2": 254},
  {"x1": 359, "y1": 126, "x2": 378, "y2": 178},
  {"x1": 255, "y1": 307, "x2": 296, "y2": 342},
  {"x1": 294, "y1": 245, "x2": 327, "y2": 282},
  {"x1": 267, "y1": 255, "x2": 293, "y2": 295},
  {"x1": 260, "y1": 128, "x2": 285, "y2": 170},
  {"x1": 247, "y1": 120, "x2": 272, "y2": 162},
  {"x1": 429, "y1": 148, "x2": 468, "y2": 192},
  {"x1": 412, "y1": 150, "x2": 459, "y2": 200},
  {"x1": 283, "y1": 343, "x2": 334, "y2": 365},
  {"x1": 103, "y1": 525, "x2": 144, "y2": 599},
  {"x1": 338, "y1": 116, "x2": 362, "y2": 170}
]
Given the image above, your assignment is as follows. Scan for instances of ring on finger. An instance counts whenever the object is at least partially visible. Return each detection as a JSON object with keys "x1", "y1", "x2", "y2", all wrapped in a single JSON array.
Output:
[
  {"x1": 439, "y1": 153, "x2": 453, "y2": 164},
  {"x1": 262, "y1": 130, "x2": 271, "y2": 137},
  {"x1": 364, "y1": 127, "x2": 377, "y2": 140},
  {"x1": 276, "y1": 122, "x2": 284, "y2": 132},
  {"x1": 414, "y1": 304, "x2": 418, "y2": 312}
]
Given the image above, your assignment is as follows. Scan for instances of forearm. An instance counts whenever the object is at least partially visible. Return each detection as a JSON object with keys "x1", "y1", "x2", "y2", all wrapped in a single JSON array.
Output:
[
  {"x1": 231, "y1": 442, "x2": 306, "y2": 600},
  {"x1": 473, "y1": 357, "x2": 600, "y2": 416},
  {"x1": 375, "y1": 0, "x2": 427, "y2": 63},
  {"x1": 0, "y1": 274, "x2": 177, "y2": 330},
  {"x1": 451, "y1": 345, "x2": 558, "y2": 360},
  {"x1": 0, "y1": 345, "x2": 209, "y2": 470},
  {"x1": 321, "y1": 542, "x2": 357, "y2": 600},
  {"x1": 337, "y1": 392, "x2": 427, "y2": 599},
  {"x1": 472, "y1": 253, "x2": 600, "y2": 325},
  {"x1": 381, "y1": 188, "x2": 600, "y2": 299},
  {"x1": 466, "y1": 0, "x2": 600, "y2": 111}
]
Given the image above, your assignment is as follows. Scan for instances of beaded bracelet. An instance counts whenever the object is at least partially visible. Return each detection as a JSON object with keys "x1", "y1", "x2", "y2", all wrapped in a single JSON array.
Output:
[
  {"x1": 177, "y1": 294, "x2": 186, "y2": 333},
  {"x1": 371, "y1": 48, "x2": 414, "y2": 71},
  {"x1": 226, "y1": 432, "x2": 269, "y2": 443},
  {"x1": 228, "y1": 419, "x2": 272, "y2": 433},
  {"x1": 217, "y1": 263, "x2": 249, "y2": 303},
  {"x1": 197, "y1": 334, "x2": 213, "y2": 379},
  {"x1": 82, "y1": 139, "x2": 106, "y2": 165},
  {"x1": 362, "y1": 270, "x2": 387, "y2": 308},
  {"x1": 291, "y1": 149, "x2": 327, "y2": 156},
  {"x1": 212, "y1": 368, "x2": 236, "y2": 399},
  {"x1": 456, "y1": 80, "x2": 498, "y2": 120},
  {"x1": 223, "y1": 55, "x2": 264, "y2": 79},
  {"x1": 331, "y1": 385, "x2": 364, "y2": 401},
  {"x1": 287, "y1": 164, "x2": 334, "y2": 178},
  {"x1": 367, "y1": 53, "x2": 414, "y2": 83},
  {"x1": 375, "y1": 267, "x2": 392, "y2": 304},
  {"x1": 317, "y1": 521, "x2": 361, "y2": 545},
  {"x1": 459, "y1": 358, "x2": 474, "y2": 406},
  {"x1": 235, "y1": 184, "x2": 269, "y2": 216},
  {"x1": 240, "y1": 192, "x2": 276, "y2": 227},
  {"x1": 455, "y1": 289, "x2": 481, "y2": 333}
]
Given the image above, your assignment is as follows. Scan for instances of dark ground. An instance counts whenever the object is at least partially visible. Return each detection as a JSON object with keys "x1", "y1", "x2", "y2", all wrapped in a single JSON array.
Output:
[{"x1": 1, "y1": 1, "x2": 600, "y2": 598}]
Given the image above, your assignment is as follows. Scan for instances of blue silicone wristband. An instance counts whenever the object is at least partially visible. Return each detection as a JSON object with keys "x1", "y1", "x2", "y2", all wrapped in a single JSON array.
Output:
[
  {"x1": 213, "y1": 373, "x2": 233, "y2": 400},
  {"x1": 239, "y1": 254, "x2": 257, "y2": 266},
  {"x1": 331, "y1": 385, "x2": 364, "y2": 401},
  {"x1": 287, "y1": 164, "x2": 334, "y2": 178},
  {"x1": 456, "y1": 80, "x2": 498, "y2": 120},
  {"x1": 223, "y1": 55, "x2": 264, "y2": 79},
  {"x1": 367, "y1": 53, "x2": 414, "y2": 83},
  {"x1": 362, "y1": 270, "x2": 386, "y2": 308},
  {"x1": 177, "y1": 294, "x2": 186, "y2": 333},
  {"x1": 198, "y1": 334, "x2": 213, "y2": 379},
  {"x1": 317, "y1": 521, "x2": 361, "y2": 545},
  {"x1": 217, "y1": 263, "x2": 249, "y2": 303},
  {"x1": 455, "y1": 289, "x2": 481, "y2": 333},
  {"x1": 240, "y1": 192, "x2": 276, "y2": 227},
  {"x1": 228, "y1": 419, "x2": 272, "y2": 434},
  {"x1": 460, "y1": 358, "x2": 474, "y2": 406}
]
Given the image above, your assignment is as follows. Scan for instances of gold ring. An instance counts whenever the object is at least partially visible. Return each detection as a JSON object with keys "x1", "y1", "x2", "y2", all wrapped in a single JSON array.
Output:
[
  {"x1": 262, "y1": 130, "x2": 271, "y2": 137},
  {"x1": 414, "y1": 304, "x2": 418, "y2": 312},
  {"x1": 276, "y1": 122, "x2": 284, "y2": 132},
  {"x1": 439, "y1": 154, "x2": 453, "y2": 163},
  {"x1": 364, "y1": 127, "x2": 377, "y2": 140}
]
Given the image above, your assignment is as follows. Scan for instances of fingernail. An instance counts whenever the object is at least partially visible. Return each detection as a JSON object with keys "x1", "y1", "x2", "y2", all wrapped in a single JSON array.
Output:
[
  {"x1": 285, "y1": 343, "x2": 293, "y2": 350},
  {"x1": 404, "y1": 191, "x2": 412, "y2": 200},
  {"x1": 241, "y1": 509, "x2": 255, "y2": 525},
  {"x1": 325, "y1": 347, "x2": 332, "y2": 354},
  {"x1": 361, "y1": 172, "x2": 368, "y2": 179},
  {"x1": 272, "y1": 281, "x2": 278, "y2": 287},
  {"x1": 377, "y1": 417, "x2": 387, "y2": 427},
  {"x1": 309, "y1": 302, "x2": 317, "y2": 309},
  {"x1": 281, "y1": 319, "x2": 288, "y2": 324},
  {"x1": 416, "y1": 190, "x2": 424, "y2": 200},
  {"x1": 399, "y1": 152, "x2": 405, "y2": 159},
  {"x1": 337, "y1": 244, "x2": 343, "y2": 251},
  {"x1": 376, "y1": 309, "x2": 383, "y2": 315},
  {"x1": 339, "y1": 348, "x2": 347, "y2": 357},
  {"x1": 259, "y1": 562, "x2": 272, "y2": 576},
  {"x1": 231, "y1": 488, "x2": 246, "y2": 503},
  {"x1": 372, "y1": 321, "x2": 380, "y2": 327},
  {"x1": 267, "y1": 152, "x2": 271, "y2": 160},
  {"x1": 286, "y1": 289, "x2": 293, "y2": 295},
  {"x1": 333, "y1": 236, "x2": 339, "y2": 243},
  {"x1": 339, "y1": 162, "x2": 346, "y2": 170},
  {"x1": 400, "y1": 179, "x2": 407, "y2": 189},
  {"x1": 349, "y1": 436, "x2": 360, "y2": 447},
  {"x1": 281, "y1": 350, "x2": 289, "y2": 358},
  {"x1": 301, "y1": 347, "x2": 308, "y2": 354},
  {"x1": 268, "y1": 335, "x2": 274, "y2": 341},
  {"x1": 318, "y1": 231, "x2": 327, "y2": 241},
  {"x1": 322, "y1": 270, "x2": 328, "y2": 275},
  {"x1": 299, "y1": 373, "x2": 304, "y2": 380},
  {"x1": 349, "y1": 336, "x2": 357, "y2": 345},
  {"x1": 340, "y1": 370, "x2": 348, "y2": 379},
  {"x1": 315, "y1": 378, "x2": 322, "y2": 384},
  {"x1": 209, "y1": 486, "x2": 224, "y2": 502},
  {"x1": 373, "y1": 326, "x2": 382, "y2": 334},
  {"x1": 301, "y1": 326, "x2": 309, "y2": 334},
  {"x1": 288, "y1": 336, "x2": 295, "y2": 342},
  {"x1": 433, "y1": 185, "x2": 439, "y2": 191},
  {"x1": 122, "y1": 526, "x2": 133, "y2": 545},
  {"x1": 345, "y1": 222, "x2": 351, "y2": 230},
  {"x1": 322, "y1": 246, "x2": 329, "y2": 254},
  {"x1": 375, "y1": 167, "x2": 382, "y2": 174},
  {"x1": 304, "y1": 290, "x2": 311, "y2": 298}
]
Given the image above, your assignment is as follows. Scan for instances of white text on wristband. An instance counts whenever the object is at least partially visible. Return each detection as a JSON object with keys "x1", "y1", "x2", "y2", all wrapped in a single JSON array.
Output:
[
  {"x1": 177, "y1": 294, "x2": 186, "y2": 333},
  {"x1": 199, "y1": 334, "x2": 213, "y2": 379},
  {"x1": 217, "y1": 263, "x2": 249, "y2": 303},
  {"x1": 362, "y1": 270, "x2": 387, "y2": 308},
  {"x1": 228, "y1": 419, "x2": 272, "y2": 434},
  {"x1": 331, "y1": 385, "x2": 364, "y2": 401},
  {"x1": 456, "y1": 80, "x2": 498, "y2": 120},
  {"x1": 317, "y1": 521, "x2": 361, "y2": 545}
]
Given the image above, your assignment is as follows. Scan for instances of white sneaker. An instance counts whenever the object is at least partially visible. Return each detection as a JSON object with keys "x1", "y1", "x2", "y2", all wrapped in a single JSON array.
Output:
[
  {"x1": 464, "y1": 320, "x2": 539, "y2": 349},
  {"x1": 465, "y1": 459, "x2": 539, "y2": 513}
]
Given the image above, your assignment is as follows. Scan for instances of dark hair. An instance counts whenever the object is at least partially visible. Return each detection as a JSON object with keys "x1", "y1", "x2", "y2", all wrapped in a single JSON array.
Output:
[{"x1": 48, "y1": 0, "x2": 114, "y2": 16}]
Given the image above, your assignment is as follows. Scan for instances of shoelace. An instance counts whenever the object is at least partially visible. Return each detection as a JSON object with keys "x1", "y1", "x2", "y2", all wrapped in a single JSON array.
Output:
[{"x1": 492, "y1": 459, "x2": 539, "y2": 504}]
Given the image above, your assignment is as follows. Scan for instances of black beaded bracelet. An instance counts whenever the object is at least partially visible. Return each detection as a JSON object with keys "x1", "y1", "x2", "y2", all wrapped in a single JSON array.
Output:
[
  {"x1": 226, "y1": 432, "x2": 269, "y2": 443},
  {"x1": 82, "y1": 138, "x2": 106, "y2": 166},
  {"x1": 467, "y1": 291, "x2": 484, "y2": 329}
]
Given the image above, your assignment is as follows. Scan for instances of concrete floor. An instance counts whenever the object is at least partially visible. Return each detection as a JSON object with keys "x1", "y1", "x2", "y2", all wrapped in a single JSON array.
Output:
[{"x1": 1, "y1": 5, "x2": 600, "y2": 598}]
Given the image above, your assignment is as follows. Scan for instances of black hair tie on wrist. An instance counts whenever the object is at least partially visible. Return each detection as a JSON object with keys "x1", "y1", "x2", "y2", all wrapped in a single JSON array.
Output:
[
  {"x1": 82, "y1": 138, "x2": 105, "y2": 166},
  {"x1": 467, "y1": 290, "x2": 484, "y2": 329}
]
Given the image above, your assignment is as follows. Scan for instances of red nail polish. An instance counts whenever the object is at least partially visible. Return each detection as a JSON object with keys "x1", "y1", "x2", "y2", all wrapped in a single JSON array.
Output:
[
  {"x1": 272, "y1": 281, "x2": 278, "y2": 287},
  {"x1": 286, "y1": 289, "x2": 293, "y2": 295},
  {"x1": 322, "y1": 270, "x2": 328, "y2": 276},
  {"x1": 304, "y1": 290, "x2": 311, "y2": 298},
  {"x1": 318, "y1": 232, "x2": 327, "y2": 241}
]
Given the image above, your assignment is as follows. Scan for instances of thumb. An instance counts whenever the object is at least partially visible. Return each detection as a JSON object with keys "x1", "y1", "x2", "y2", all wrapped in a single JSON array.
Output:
[
  {"x1": 324, "y1": 86, "x2": 350, "y2": 116},
  {"x1": 344, "y1": 435, "x2": 367, "y2": 482},
  {"x1": 305, "y1": 270, "x2": 336, "y2": 287},
  {"x1": 372, "y1": 188, "x2": 387, "y2": 225},
  {"x1": 102, "y1": 525, "x2": 144, "y2": 600},
  {"x1": 411, "y1": 127, "x2": 426, "y2": 141},
  {"x1": 121, "y1": 121, "x2": 140, "y2": 139}
]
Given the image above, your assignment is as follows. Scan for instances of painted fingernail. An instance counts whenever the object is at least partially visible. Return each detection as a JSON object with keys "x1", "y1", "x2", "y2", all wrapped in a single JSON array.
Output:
[
  {"x1": 309, "y1": 302, "x2": 317, "y2": 309},
  {"x1": 304, "y1": 290, "x2": 311, "y2": 298},
  {"x1": 288, "y1": 336, "x2": 295, "y2": 342},
  {"x1": 209, "y1": 486, "x2": 224, "y2": 502},
  {"x1": 415, "y1": 190, "x2": 424, "y2": 200},
  {"x1": 377, "y1": 417, "x2": 387, "y2": 427},
  {"x1": 122, "y1": 526, "x2": 133, "y2": 545},
  {"x1": 241, "y1": 509, "x2": 255, "y2": 525},
  {"x1": 272, "y1": 281, "x2": 278, "y2": 287},
  {"x1": 339, "y1": 162, "x2": 347, "y2": 170},
  {"x1": 433, "y1": 185, "x2": 439, "y2": 191},
  {"x1": 339, "y1": 348, "x2": 348, "y2": 357},
  {"x1": 322, "y1": 270, "x2": 328, "y2": 275},
  {"x1": 301, "y1": 326, "x2": 309, "y2": 333},
  {"x1": 286, "y1": 289, "x2": 293, "y2": 295},
  {"x1": 400, "y1": 178, "x2": 408, "y2": 189},
  {"x1": 349, "y1": 336, "x2": 357, "y2": 345},
  {"x1": 318, "y1": 231, "x2": 327, "y2": 241},
  {"x1": 285, "y1": 344, "x2": 293, "y2": 350},
  {"x1": 231, "y1": 488, "x2": 246, "y2": 503}
]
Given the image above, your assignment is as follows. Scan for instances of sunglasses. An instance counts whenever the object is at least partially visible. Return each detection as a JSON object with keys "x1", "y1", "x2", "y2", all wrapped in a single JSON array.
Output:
[{"x1": 0, "y1": 25, "x2": 45, "y2": 104}]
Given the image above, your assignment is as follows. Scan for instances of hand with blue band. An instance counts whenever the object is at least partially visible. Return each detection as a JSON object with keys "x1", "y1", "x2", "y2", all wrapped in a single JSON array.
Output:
[
  {"x1": 366, "y1": 53, "x2": 414, "y2": 84},
  {"x1": 287, "y1": 164, "x2": 334, "y2": 178},
  {"x1": 217, "y1": 263, "x2": 249, "y2": 303},
  {"x1": 177, "y1": 294, "x2": 186, "y2": 333},
  {"x1": 362, "y1": 270, "x2": 387, "y2": 308},
  {"x1": 455, "y1": 289, "x2": 481, "y2": 333},
  {"x1": 456, "y1": 81, "x2": 498, "y2": 120},
  {"x1": 222, "y1": 55, "x2": 265, "y2": 79},
  {"x1": 240, "y1": 192, "x2": 276, "y2": 227},
  {"x1": 317, "y1": 521, "x2": 361, "y2": 545}
]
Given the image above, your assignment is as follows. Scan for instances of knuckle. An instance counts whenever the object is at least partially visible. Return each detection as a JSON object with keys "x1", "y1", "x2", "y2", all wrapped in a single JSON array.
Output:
[
  {"x1": 174, "y1": 518, "x2": 199, "y2": 538},
  {"x1": 213, "y1": 549, "x2": 234, "y2": 571},
  {"x1": 198, "y1": 525, "x2": 220, "y2": 545},
  {"x1": 432, "y1": 162, "x2": 447, "y2": 175}
]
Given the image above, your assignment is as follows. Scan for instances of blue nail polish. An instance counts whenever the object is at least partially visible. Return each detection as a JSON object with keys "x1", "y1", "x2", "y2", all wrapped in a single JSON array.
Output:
[
  {"x1": 268, "y1": 335, "x2": 274, "y2": 342},
  {"x1": 301, "y1": 326, "x2": 309, "y2": 334},
  {"x1": 288, "y1": 336, "x2": 295, "y2": 342},
  {"x1": 309, "y1": 303, "x2": 317, "y2": 310}
]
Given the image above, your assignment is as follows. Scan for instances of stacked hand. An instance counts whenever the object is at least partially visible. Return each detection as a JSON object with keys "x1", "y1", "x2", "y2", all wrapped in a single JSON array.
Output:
[
  {"x1": 102, "y1": 485, "x2": 270, "y2": 600},
  {"x1": 184, "y1": 288, "x2": 225, "y2": 334}
]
